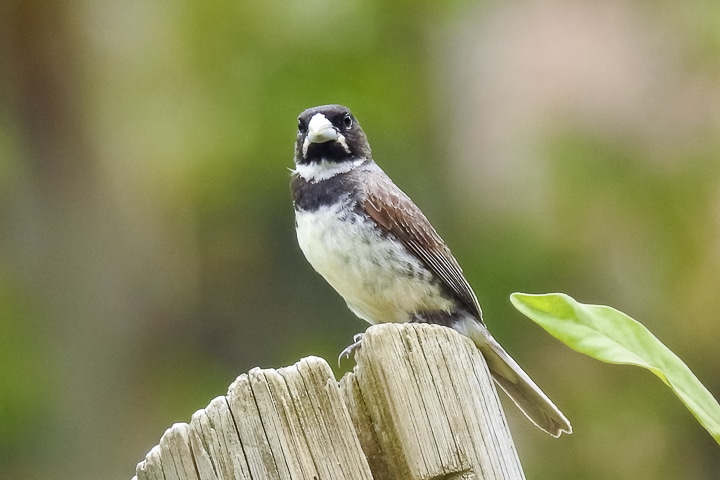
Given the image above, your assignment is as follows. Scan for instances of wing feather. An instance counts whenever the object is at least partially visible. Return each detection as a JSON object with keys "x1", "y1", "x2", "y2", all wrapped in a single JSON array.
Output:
[{"x1": 362, "y1": 172, "x2": 483, "y2": 321}]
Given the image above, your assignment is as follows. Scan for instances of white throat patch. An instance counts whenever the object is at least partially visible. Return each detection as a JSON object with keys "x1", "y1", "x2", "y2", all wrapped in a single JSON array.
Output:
[{"x1": 293, "y1": 158, "x2": 366, "y2": 182}]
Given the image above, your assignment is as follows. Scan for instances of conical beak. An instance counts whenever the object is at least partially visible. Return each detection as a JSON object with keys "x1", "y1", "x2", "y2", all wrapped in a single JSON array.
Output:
[{"x1": 307, "y1": 113, "x2": 338, "y2": 144}]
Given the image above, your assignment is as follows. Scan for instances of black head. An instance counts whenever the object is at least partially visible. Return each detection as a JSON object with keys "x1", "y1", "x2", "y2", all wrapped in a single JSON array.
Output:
[{"x1": 294, "y1": 105, "x2": 372, "y2": 165}]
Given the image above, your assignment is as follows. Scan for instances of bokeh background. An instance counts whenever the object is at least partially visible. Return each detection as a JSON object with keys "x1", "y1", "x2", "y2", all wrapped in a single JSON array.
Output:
[{"x1": 2, "y1": 0, "x2": 719, "y2": 478}]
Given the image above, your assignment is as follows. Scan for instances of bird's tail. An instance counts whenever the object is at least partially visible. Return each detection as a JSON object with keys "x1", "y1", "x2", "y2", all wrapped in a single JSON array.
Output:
[{"x1": 455, "y1": 319, "x2": 572, "y2": 437}]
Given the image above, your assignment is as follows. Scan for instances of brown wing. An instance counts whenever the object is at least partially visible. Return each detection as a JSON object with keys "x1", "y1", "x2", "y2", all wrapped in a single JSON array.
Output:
[{"x1": 362, "y1": 171, "x2": 483, "y2": 321}]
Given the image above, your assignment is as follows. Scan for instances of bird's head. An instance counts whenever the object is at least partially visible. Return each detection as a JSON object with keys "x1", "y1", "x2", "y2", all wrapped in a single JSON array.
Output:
[{"x1": 294, "y1": 105, "x2": 372, "y2": 166}]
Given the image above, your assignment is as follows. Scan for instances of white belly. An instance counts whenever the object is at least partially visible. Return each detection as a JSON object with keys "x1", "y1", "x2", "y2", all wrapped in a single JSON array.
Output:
[{"x1": 295, "y1": 201, "x2": 453, "y2": 324}]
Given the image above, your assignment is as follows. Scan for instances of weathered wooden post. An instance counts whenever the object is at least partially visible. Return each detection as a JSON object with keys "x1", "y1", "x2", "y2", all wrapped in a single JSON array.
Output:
[{"x1": 133, "y1": 323, "x2": 525, "y2": 479}]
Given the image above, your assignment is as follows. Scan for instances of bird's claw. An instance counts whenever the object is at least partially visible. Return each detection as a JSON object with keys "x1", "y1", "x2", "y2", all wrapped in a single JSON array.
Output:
[{"x1": 338, "y1": 333, "x2": 364, "y2": 367}]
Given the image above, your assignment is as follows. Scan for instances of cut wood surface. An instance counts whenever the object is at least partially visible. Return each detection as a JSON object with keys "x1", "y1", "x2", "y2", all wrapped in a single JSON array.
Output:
[{"x1": 133, "y1": 323, "x2": 525, "y2": 480}]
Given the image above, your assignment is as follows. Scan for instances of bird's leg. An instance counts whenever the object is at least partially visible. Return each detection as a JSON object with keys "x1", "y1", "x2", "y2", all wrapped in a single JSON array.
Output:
[{"x1": 338, "y1": 333, "x2": 364, "y2": 366}]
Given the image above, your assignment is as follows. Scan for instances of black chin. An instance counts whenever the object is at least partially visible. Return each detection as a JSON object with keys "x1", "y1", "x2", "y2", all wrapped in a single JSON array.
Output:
[{"x1": 302, "y1": 141, "x2": 354, "y2": 164}]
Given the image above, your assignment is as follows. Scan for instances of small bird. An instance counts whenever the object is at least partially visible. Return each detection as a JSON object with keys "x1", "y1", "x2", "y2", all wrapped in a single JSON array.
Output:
[{"x1": 290, "y1": 104, "x2": 571, "y2": 437}]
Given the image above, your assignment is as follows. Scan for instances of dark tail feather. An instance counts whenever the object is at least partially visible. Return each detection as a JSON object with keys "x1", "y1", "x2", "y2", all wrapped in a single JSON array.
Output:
[{"x1": 457, "y1": 320, "x2": 572, "y2": 437}]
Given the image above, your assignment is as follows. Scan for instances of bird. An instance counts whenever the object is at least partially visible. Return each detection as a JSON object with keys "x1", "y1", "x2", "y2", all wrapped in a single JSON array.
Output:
[{"x1": 290, "y1": 104, "x2": 571, "y2": 437}]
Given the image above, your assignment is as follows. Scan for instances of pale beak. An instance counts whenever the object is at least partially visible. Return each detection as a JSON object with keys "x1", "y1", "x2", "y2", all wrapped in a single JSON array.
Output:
[{"x1": 307, "y1": 113, "x2": 338, "y2": 144}]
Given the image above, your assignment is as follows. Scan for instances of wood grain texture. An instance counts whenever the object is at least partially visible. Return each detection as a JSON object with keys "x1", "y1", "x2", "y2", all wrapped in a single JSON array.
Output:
[
  {"x1": 134, "y1": 356, "x2": 372, "y2": 480},
  {"x1": 134, "y1": 325, "x2": 524, "y2": 480},
  {"x1": 339, "y1": 323, "x2": 525, "y2": 480}
]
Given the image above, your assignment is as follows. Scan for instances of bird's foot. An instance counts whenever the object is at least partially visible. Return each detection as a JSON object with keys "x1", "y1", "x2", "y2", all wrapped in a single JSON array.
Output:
[{"x1": 338, "y1": 333, "x2": 364, "y2": 367}]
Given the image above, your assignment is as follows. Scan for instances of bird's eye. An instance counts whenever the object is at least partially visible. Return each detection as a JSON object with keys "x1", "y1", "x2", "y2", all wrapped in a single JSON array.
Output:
[
  {"x1": 297, "y1": 118, "x2": 307, "y2": 134},
  {"x1": 342, "y1": 113, "x2": 353, "y2": 129}
]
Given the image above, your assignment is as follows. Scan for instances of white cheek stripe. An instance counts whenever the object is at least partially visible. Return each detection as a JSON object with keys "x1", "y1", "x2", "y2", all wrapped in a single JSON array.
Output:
[
  {"x1": 302, "y1": 133, "x2": 351, "y2": 159},
  {"x1": 336, "y1": 134, "x2": 351, "y2": 154}
]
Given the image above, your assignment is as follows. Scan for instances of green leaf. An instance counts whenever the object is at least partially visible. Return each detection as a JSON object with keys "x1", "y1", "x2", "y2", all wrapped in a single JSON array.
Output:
[{"x1": 510, "y1": 292, "x2": 720, "y2": 444}]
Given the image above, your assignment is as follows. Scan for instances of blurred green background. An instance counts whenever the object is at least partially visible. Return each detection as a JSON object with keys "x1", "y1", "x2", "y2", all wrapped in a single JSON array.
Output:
[{"x1": 1, "y1": 0, "x2": 719, "y2": 478}]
